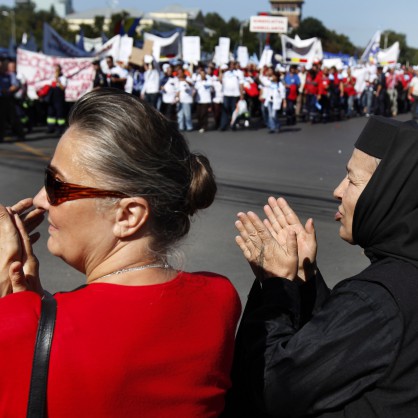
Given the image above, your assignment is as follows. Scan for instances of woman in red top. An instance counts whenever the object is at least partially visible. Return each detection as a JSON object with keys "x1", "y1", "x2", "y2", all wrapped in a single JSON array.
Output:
[
  {"x1": 0, "y1": 89, "x2": 241, "y2": 418},
  {"x1": 342, "y1": 67, "x2": 357, "y2": 118}
]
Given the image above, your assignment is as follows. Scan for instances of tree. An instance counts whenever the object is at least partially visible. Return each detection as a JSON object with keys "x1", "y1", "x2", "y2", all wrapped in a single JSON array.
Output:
[{"x1": 293, "y1": 17, "x2": 328, "y2": 41}]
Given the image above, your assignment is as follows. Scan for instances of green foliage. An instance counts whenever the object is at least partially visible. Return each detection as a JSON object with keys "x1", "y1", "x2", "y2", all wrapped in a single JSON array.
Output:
[{"x1": 293, "y1": 17, "x2": 328, "y2": 40}]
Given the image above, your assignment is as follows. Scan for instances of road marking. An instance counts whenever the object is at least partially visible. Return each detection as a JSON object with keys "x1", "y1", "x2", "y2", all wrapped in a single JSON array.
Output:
[{"x1": 14, "y1": 142, "x2": 51, "y2": 161}]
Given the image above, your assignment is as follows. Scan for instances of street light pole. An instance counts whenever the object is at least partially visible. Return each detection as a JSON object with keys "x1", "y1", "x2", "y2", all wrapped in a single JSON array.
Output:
[{"x1": 239, "y1": 20, "x2": 249, "y2": 46}]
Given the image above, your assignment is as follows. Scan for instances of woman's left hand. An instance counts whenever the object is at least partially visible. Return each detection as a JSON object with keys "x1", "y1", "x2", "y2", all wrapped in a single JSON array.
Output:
[{"x1": 235, "y1": 211, "x2": 298, "y2": 281}]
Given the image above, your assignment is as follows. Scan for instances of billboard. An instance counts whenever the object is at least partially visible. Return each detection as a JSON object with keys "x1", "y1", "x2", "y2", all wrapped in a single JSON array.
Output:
[{"x1": 250, "y1": 16, "x2": 288, "y2": 33}]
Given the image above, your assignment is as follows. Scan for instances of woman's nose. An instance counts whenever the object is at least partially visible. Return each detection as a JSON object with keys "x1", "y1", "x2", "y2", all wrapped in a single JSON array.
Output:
[
  {"x1": 333, "y1": 177, "x2": 348, "y2": 201},
  {"x1": 33, "y1": 187, "x2": 50, "y2": 211}
]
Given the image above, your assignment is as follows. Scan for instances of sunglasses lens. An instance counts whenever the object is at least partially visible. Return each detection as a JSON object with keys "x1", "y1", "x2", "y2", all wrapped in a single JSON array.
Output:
[{"x1": 45, "y1": 169, "x2": 57, "y2": 205}]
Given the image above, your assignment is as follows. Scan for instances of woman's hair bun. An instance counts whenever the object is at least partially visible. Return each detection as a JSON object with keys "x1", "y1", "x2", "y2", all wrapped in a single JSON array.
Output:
[{"x1": 186, "y1": 153, "x2": 217, "y2": 215}]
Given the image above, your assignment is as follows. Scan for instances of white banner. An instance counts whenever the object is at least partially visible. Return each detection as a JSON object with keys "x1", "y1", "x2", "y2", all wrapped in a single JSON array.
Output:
[
  {"x1": 250, "y1": 15, "x2": 288, "y2": 33},
  {"x1": 281, "y1": 35, "x2": 323, "y2": 65},
  {"x1": 182, "y1": 36, "x2": 201, "y2": 64},
  {"x1": 237, "y1": 46, "x2": 249, "y2": 68},
  {"x1": 377, "y1": 42, "x2": 400, "y2": 66},
  {"x1": 17, "y1": 49, "x2": 94, "y2": 102}
]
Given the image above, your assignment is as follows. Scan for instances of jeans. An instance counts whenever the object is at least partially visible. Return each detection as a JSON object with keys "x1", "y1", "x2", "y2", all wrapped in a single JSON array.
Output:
[
  {"x1": 361, "y1": 88, "x2": 374, "y2": 115},
  {"x1": 260, "y1": 101, "x2": 269, "y2": 127},
  {"x1": 144, "y1": 93, "x2": 160, "y2": 109},
  {"x1": 220, "y1": 96, "x2": 239, "y2": 130},
  {"x1": 266, "y1": 102, "x2": 280, "y2": 132},
  {"x1": 411, "y1": 95, "x2": 418, "y2": 119},
  {"x1": 177, "y1": 102, "x2": 193, "y2": 131}
]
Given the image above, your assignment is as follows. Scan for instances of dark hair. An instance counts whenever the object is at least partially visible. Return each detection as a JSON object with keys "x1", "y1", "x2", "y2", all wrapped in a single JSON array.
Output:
[{"x1": 68, "y1": 88, "x2": 217, "y2": 253}]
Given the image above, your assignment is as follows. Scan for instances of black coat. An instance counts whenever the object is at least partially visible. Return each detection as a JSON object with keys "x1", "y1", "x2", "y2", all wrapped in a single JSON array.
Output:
[{"x1": 224, "y1": 257, "x2": 418, "y2": 417}]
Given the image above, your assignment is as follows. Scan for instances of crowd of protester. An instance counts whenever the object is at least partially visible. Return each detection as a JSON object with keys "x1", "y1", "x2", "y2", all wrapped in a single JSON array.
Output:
[
  {"x1": 1, "y1": 55, "x2": 418, "y2": 141},
  {"x1": 91, "y1": 57, "x2": 418, "y2": 132}
]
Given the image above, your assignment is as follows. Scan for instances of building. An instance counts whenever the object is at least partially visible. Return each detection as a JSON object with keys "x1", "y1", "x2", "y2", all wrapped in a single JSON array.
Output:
[
  {"x1": 148, "y1": 4, "x2": 201, "y2": 29},
  {"x1": 65, "y1": 7, "x2": 144, "y2": 32},
  {"x1": 65, "y1": 4, "x2": 202, "y2": 33},
  {"x1": 270, "y1": 0, "x2": 304, "y2": 29}
]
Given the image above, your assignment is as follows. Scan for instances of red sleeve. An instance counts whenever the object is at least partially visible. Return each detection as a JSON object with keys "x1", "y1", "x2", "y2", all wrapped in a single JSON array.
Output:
[{"x1": 0, "y1": 292, "x2": 41, "y2": 417}]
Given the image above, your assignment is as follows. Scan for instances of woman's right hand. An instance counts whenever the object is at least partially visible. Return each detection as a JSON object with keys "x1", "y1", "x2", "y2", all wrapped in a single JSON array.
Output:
[{"x1": 263, "y1": 197, "x2": 317, "y2": 281}]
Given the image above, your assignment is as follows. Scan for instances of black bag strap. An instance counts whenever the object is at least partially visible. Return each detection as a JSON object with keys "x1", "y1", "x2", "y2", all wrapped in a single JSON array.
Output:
[{"x1": 27, "y1": 293, "x2": 57, "y2": 418}]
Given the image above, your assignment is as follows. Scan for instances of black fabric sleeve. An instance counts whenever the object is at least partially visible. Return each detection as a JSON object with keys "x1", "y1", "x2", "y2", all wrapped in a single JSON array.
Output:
[{"x1": 236, "y1": 279, "x2": 403, "y2": 417}]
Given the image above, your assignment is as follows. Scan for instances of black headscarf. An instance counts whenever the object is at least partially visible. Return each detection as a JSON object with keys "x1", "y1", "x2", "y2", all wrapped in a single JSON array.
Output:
[{"x1": 352, "y1": 116, "x2": 418, "y2": 267}]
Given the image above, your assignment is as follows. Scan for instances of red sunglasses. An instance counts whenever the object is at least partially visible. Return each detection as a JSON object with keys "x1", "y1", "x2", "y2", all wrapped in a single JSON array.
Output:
[{"x1": 44, "y1": 167, "x2": 128, "y2": 206}]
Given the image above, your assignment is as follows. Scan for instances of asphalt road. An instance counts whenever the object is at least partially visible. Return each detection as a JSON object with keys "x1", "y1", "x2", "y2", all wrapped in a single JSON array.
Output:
[{"x1": 0, "y1": 115, "x2": 408, "y2": 304}]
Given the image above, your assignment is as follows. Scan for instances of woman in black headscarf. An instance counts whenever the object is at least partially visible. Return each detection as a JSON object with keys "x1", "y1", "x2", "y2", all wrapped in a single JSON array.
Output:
[{"x1": 224, "y1": 116, "x2": 418, "y2": 418}]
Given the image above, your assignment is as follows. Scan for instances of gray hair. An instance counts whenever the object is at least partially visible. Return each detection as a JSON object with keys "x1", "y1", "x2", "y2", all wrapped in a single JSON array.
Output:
[{"x1": 68, "y1": 88, "x2": 217, "y2": 254}]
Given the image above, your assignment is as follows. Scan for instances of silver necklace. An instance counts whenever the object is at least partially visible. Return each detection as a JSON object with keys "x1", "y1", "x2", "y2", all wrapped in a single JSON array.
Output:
[{"x1": 94, "y1": 263, "x2": 170, "y2": 281}]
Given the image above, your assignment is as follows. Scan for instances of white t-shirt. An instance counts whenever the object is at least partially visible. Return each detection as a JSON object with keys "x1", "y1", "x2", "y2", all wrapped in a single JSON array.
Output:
[
  {"x1": 178, "y1": 78, "x2": 194, "y2": 103},
  {"x1": 410, "y1": 76, "x2": 418, "y2": 96},
  {"x1": 57, "y1": 75, "x2": 68, "y2": 88},
  {"x1": 142, "y1": 69, "x2": 160, "y2": 94},
  {"x1": 212, "y1": 77, "x2": 223, "y2": 104},
  {"x1": 222, "y1": 71, "x2": 242, "y2": 97},
  {"x1": 195, "y1": 78, "x2": 213, "y2": 104},
  {"x1": 264, "y1": 81, "x2": 286, "y2": 110},
  {"x1": 162, "y1": 77, "x2": 179, "y2": 104}
]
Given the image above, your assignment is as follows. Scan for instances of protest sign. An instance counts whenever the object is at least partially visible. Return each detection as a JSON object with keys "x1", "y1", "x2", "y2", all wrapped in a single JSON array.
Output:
[
  {"x1": 217, "y1": 37, "x2": 230, "y2": 66},
  {"x1": 250, "y1": 15, "x2": 288, "y2": 33},
  {"x1": 237, "y1": 46, "x2": 249, "y2": 68},
  {"x1": 182, "y1": 36, "x2": 201, "y2": 64}
]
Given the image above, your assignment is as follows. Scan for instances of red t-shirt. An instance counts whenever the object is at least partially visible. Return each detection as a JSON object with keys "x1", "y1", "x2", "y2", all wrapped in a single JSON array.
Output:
[
  {"x1": 0, "y1": 271, "x2": 241, "y2": 418},
  {"x1": 318, "y1": 76, "x2": 330, "y2": 96},
  {"x1": 343, "y1": 77, "x2": 357, "y2": 96},
  {"x1": 304, "y1": 71, "x2": 321, "y2": 95}
]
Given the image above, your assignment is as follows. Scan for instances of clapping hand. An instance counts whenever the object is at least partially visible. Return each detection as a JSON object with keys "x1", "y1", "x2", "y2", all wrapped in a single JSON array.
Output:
[
  {"x1": 235, "y1": 210, "x2": 298, "y2": 281},
  {"x1": 235, "y1": 197, "x2": 317, "y2": 282},
  {"x1": 263, "y1": 197, "x2": 317, "y2": 282}
]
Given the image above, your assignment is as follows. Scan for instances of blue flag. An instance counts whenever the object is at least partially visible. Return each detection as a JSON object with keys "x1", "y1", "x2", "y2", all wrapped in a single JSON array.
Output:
[
  {"x1": 43, "y1": 23, "x2": 94, "y2": 57},
  {"x1": 76, "y1": 28, "x2": 85, "y2": 51}
]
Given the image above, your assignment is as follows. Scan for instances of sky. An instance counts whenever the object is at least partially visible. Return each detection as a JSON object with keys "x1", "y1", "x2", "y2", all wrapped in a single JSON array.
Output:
[{"x1": 2, "y1": 0, "x2": 418, "y2": 49}]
